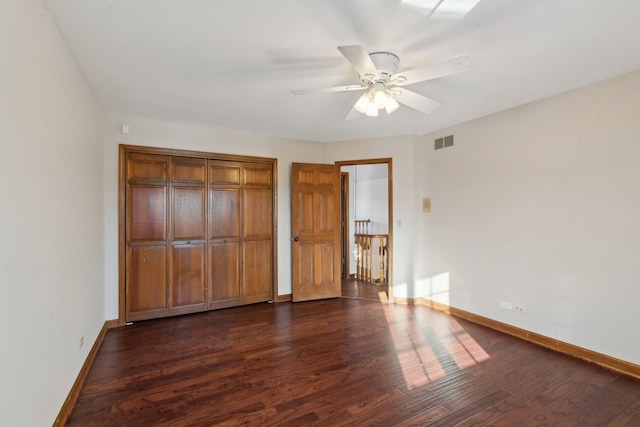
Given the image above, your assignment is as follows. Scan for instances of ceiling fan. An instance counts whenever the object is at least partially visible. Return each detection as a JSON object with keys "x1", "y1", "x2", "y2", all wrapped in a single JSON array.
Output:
[{"x1": 291, "y1": 45, "x2": 472, "y2": 119}]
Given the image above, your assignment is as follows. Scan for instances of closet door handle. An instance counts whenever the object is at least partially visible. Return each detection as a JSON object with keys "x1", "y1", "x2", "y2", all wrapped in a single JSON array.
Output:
[
  {"x1": 292, "y1": 236, "x2": 300, "y2": 242},
  {"x1": 172, "y1": 240, "x2": 201, "y2": 246}
]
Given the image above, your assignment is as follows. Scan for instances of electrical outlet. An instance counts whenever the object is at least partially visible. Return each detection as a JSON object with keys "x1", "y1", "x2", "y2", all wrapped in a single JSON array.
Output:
[
  {"x1": 500, "y1": 301, "x2": 513, "y2": 310},
  {"x1": 79, "y1": 336, "x2": 84, "y2": 348},
  {"x1": 514, "y1": 305, "x2": 525, "y2": 313}
]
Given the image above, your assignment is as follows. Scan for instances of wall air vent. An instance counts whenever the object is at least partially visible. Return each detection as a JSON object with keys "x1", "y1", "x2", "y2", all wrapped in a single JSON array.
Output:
[
  {"x1": 444, "y1": 135, "x2": 454, "y2": 147},
  {"x1": 435, "y1": 135, "x2": 454, "y2": 150}
]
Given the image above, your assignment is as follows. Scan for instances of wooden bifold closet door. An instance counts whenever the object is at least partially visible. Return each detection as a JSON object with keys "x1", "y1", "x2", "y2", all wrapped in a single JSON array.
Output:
[
  {"x1": 170, "y1": 157, "x2": 207, "y2": 316},
  {"x1": 122, "y1": 147, "x2": 275, "y2": 322}
]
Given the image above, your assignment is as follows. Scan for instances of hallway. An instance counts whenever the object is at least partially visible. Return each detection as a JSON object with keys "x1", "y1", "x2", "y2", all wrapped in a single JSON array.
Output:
[{"x1": 341, "y1": 278, "x2": 389, "y2": 302}]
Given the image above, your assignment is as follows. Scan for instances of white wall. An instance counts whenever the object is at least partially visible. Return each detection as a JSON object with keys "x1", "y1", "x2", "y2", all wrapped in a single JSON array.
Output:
[
  {"x1": 0, "y1": 1, "x2": 105, "y2": 425},
  {"x1": 415, "y1": 70, "x2": 640, "y2": 364},
  {"x1": 103, "y1": 114, "x2": 321, "y2": 318},
  {"x1": 355, "y1": 179, "x2": 388, "y2": 234},
  {"x1": 352, "y1": 163, "x2": 389, "y2": 234}
]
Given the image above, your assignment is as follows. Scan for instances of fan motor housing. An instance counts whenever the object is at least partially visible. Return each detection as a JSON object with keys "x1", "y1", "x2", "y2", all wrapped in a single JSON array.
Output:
[{"x1": 369, "y1": 52, "x2": 400, "y2": 77}]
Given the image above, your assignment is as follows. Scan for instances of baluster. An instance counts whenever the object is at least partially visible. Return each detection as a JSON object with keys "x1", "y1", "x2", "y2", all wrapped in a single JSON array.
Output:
[
  {"x1": 384, "y1": 236, "x2": 388, "y2": 283},
  {"x1": 365, "y1": 235, "x2": 369, "y2": 282},
  {"x1": 355, "y1": 234, "x2": 361, "y2": 280},
  {"x1": 360, "y1": 235, "x2": 364, "y2": 281},
  {"x1": 378, "y1": 236, "x2": 383, "y2": 283},
  {"x1": 367, "y1": 235, "x2": 372, "y2": 283}
]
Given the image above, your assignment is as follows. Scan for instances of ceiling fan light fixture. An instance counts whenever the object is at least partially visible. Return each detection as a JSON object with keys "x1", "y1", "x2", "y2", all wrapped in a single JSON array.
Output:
[
  {"x1": 385, "y1": 96, "x2": 400, "y2": 114},
  {"x1": 374, "y1": 89, "x2": 389, "y2": 108},
  {"x1": 355, "y1": 88, "x2": 401, "y2": 117},
  {"x1": 354, "y1": 92, "x2": 372, "y2": 114},
  {"x1": 365, "y1": 101, "x2": 379, "y2": 117}
]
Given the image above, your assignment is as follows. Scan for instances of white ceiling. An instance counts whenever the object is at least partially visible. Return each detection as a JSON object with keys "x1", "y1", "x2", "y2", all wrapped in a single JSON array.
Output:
[{"x1": 43, "y1": 0, "x2": 640, "y2": 143}]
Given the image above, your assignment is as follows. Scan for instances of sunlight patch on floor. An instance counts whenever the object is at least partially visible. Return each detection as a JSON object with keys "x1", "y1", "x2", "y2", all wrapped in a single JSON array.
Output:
[{"x1": 382, "y1": 273, "x2": 490, "y2": 390}]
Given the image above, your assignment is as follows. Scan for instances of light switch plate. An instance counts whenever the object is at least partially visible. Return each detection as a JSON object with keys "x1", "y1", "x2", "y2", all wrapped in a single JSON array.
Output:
[{"x1": 422, "y1": 198, "x2": 431, "y2": 213}]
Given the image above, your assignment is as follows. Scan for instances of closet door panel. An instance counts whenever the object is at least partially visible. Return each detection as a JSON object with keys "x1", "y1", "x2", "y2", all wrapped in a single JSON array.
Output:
[
  {"x1": 129, "y1": 186, "x2": 166, "y2": 241},
  {"x1": 241, "y1": 164, "x2": 273, "y2": 304},
  {"x1": 172, "y1": 187, "x2": 205, "y2": 240},
  {"x1": 210, "y1": 189, "x2": 239, "y2": 239},
  {"x1": 210, "y1": 163, "x2": 241, "y2": 185},
  {"x1": 242, "y1": 239, "x2": 272, "y2": 303},
  {"x1": 208, "y1": 160, "x2": 243, "y2": 310},
  {"x1": 243, "y1": 164, "x2": 272, "y2": 187},
  {"x1": 243, "y1": 188, "x2": 272, "y2": 238},
  {"x1": 172, "y1": 160, "x2": 206, "y2": 184},
  {"x1": 125, "y1": 152, "x2": 169, "y2": 322},
  {"x1": 127, "y1": 245, "x2": 168, "y2": 321},
  {"x1": 127, "y1": 153, "x2": 168, "y2": 182},
  {"x1": 170, "y1": 157, "x2": 207, "y2": 315},
  {"x1": 171, "y1": 243, "x2": 206, "y2": 314},
  {"x1": 209, "y1": 242, "x2": 241, "y2": 309}
]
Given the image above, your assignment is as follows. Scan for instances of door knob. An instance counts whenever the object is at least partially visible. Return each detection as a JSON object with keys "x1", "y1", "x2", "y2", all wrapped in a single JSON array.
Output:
[{"x1": 292, "y1": 236, "x2": 300, "y2": 242}]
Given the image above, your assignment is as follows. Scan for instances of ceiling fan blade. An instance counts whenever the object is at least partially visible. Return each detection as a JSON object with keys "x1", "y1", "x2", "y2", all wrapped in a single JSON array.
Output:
[
  {"x1": 337, "y1": 45, "x2": 380, "y2": 80},
  {"x1": 394, "y1": 54, "x2": 472, "y2": 86},
  {"x1": 291, "y1": 84, "x2": 367, "y2": 95},
  {"x1": 394, "y1": 88, "x2": 440, "y2": 114}
]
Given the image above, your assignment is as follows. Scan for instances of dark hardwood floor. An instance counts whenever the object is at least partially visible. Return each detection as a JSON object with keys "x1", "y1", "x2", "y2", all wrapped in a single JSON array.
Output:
[
  {"x1": 67, "y1": 297, "x2": 640, "y2": 426},
  {"x1": 342, "y1": 278, "x2": 389, "y2": 302}
]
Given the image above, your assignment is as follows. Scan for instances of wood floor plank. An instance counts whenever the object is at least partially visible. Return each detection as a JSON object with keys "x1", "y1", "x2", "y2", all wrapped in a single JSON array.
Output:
[{"x1": 66, "y1": 296, "x2": 640, "y2": 426}]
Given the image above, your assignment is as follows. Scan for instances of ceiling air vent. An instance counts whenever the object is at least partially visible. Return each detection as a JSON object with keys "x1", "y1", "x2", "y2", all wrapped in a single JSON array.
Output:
[{"x1": 435, "y1": 135, "x2": 454, "y2": 150}]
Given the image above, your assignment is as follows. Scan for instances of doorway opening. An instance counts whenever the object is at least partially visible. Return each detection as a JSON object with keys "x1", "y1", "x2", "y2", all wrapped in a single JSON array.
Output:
[{"x1": 337, "y1": 159, "x2": 392, "y2": 303}]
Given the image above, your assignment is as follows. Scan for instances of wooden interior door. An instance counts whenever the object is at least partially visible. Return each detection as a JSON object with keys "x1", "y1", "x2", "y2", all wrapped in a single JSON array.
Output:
[{"x1": 291, "y1": 163, "x2": 341, "y2": 302}]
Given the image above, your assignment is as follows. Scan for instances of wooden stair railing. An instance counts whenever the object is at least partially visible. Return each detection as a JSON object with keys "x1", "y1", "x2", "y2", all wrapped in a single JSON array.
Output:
[
  {"x1": 354, "y1": 219, "x2": 370, "y2": 235},
  {"x1": 354, "y1": 219, "x2": 388, "y2": 284}
]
